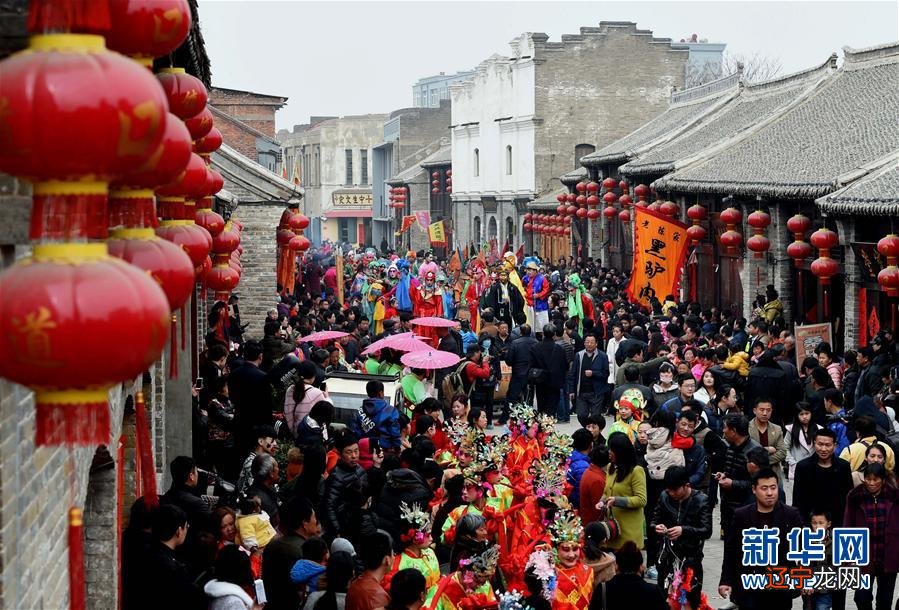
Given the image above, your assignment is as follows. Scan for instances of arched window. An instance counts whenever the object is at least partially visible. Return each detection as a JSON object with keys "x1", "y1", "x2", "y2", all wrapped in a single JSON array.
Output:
[
  {"x1": 505, "y1": 145, "x2": 513, "y2": 175},
  {"x1": 474, "y1": 216, "x2": 482, "y2": 243},
  {"x1": 474, "y1": 148, "x2": 479, "y2": 177},
  {"x1": 488, "y1": 216, "x2": 498, "y2": 240},
  {"x1": 574, "y1": 143, "x2": 595, "y2": 168},
  {"x1": 505, "y1": 217, "x2": 514, "y2": 245}
]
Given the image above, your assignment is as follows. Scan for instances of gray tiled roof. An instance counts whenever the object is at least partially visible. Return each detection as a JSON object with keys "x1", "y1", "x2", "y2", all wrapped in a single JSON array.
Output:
[
  {"x1": 816, "y1": 157, "x2": 899, "y2": 216},
  {"x1": 529, "y1": 186, "x2": 568, "y2": 209},
  {"x1": 581, "y1": 72, "x2": 740, "y2": 166},
  {"x1": 620, "y1": 55, "x2": 836, "y2": 177},
  {"x1": 419, "y1": 144, "x2": 452, "y2": 168},
  {"x1": 655, "y1": 42, "x2": 899, "y2": 199},
  {"x1": 388, "y1": 162, "x2": 427, "y2": 184},
  {"x1": 559, "y1": 166, "x2": 588, "y2": 185}
]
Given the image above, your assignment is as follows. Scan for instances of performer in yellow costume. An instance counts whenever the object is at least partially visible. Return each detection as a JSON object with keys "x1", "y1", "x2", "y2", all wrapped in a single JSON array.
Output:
[{"x1": 383, "y1": 502, "x2": 441, "y2": 594}]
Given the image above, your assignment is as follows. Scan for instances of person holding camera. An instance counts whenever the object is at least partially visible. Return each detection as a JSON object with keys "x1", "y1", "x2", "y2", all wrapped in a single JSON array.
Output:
[{"x1": 649, "y1": 466, "x2": 712, "y2": 610}]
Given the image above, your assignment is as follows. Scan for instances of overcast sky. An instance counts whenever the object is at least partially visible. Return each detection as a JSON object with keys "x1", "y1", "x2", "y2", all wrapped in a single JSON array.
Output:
[{"x1": 197, "y1": 0, "x2": 898, "y2": 132}]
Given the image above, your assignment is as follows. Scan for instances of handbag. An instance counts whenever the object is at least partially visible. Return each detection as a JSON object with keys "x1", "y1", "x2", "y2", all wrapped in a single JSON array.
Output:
[{"x1": 526, "y1": 367, "x2": 549, "y2": 385}]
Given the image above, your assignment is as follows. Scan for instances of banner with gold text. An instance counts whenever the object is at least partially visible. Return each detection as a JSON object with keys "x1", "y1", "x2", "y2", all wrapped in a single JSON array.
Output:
[
  {"x1": 626, "y1": 207, "x2": 690, "y2": 308},
  {"x1": 428, "y1": 220, "x2": 446, "y2": 246}
]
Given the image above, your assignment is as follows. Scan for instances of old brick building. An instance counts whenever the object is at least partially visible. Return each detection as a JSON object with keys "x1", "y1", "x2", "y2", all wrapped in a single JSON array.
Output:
[
  {"x1": 451, "y1": 22, "x2": 720, "y2": 251},
  {"x1": 209, "y1": 86, "x2": 287, "y2": 171}
]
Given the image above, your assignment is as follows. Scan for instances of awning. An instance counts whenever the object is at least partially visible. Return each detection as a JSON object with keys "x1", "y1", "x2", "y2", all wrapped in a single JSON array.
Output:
[{"x1": 324, "y1": 209, "x2": 373, "y2": 218}]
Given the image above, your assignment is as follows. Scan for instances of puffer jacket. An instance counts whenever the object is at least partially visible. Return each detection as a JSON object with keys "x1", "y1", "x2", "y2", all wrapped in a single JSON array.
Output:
[
  {"x1": 204, "y1": 579, "x2": 254, "y2": 610},
  {"x1": 721, "y1": 436, "x2": 762, "y2": 515},
  {"x1": 649, "y1": 489, "x2": 712, "y2": 560},
  {"x1": 322, "y1": 461, "x2": 369, "y2": 539},
  {"x1": 374, "y1": 468, "x2": 434, "y2": 550},
  {"x1": 722, "y1": 352, "x2": 750, "y2": 377},
  {"x1": 644, "y1": 428, "x2": 684, "y2": 481},
  {"x1": 350, "y1": 397, "x2": 401, "y2": 450}
]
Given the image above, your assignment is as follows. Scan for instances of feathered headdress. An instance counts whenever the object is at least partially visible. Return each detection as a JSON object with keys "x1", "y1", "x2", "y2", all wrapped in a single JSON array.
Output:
[
  {"x1": 548, "y1": 508, "x2": 584, "y2": 546},
  {"x1": 508, "y1": 402, "x2": 537, "y2": 436},
  {"x1": 460, "y1": 543, "x2": 500, "y2": 575},
  {"x1": 529, "y1": 459, "x2": 566, "y2": 501},
  {"x1": 399, "y1": 501, "x2": 432, "y2": 545},
  {"x1": 537, "y1": 414, "x2": 556, "y2": 435},
  {"x1": 525, "y1": 549, "x2": 558, "y2": 601},
  {"x1": 543, "y1": 433, "x2": 573, "y2": 467}
]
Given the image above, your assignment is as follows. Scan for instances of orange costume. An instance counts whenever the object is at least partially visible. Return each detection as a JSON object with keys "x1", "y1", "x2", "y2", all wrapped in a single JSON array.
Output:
[
  {"x1": 552, "y1": 564, "x2": 594, "y2": 610},
  {"x1": 412, "y1": 275, "x2": 444, "y2": 346}
]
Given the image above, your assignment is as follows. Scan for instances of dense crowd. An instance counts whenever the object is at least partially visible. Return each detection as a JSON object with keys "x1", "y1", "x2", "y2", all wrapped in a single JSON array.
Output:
[{"x1": 122, "y1": 246, "x2": 899, "y2": 610}]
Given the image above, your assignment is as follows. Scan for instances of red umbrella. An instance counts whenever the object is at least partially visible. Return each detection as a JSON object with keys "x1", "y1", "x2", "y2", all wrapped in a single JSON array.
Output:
[
  {"x1": 401, "y1": 350, "x2": 462, "y2": 370},
  {"x1": 362, "y1": 332, "x2": 431, "y2": 355},
  {"x1": 299, "y1": 330, "x2": 349, "y2": 343},
  {"x1": 411, "y1": 316, "x2": 459, "y2": 328}
]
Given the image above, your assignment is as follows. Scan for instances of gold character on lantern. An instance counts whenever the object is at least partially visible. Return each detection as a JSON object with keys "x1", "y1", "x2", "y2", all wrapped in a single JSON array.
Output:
[
  {"x1": 154, "y1": 9, "x2": 186, "y2": 44},
  {"x1": 118, "y1": 100, "x2": 163, "y2": 157},
  {"x1": 11, "y1": 307, "x2": 57, "y2": 365}
]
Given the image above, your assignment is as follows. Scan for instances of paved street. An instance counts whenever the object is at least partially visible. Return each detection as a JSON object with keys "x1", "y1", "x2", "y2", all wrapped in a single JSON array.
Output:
[{"x1": 549, "y1": 417, "x2": 899, "y2": 610}]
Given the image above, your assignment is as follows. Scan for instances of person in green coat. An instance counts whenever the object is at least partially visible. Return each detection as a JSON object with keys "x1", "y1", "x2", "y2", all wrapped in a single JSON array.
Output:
[{"x1": 601, "y1": 431, "x2": 648, "y2": 550}]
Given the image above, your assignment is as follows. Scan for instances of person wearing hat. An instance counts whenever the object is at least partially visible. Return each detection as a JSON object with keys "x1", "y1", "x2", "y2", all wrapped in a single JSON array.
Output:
[
  {"x1": 382, "y1": 502, "x2": 441, "y2": 593},
  {"x1": 522, "y1": 261, "x2": 551, "y2": 334},
  {"x1": 412, "y1": 270, "x2": 444, "y2": 345},
  {"x1": 430, "y1": 542, "x2": 499, "y2": 610},
  {"x1": 565, "y1": 273, "x2": 595, "y2": 335},
  {"x1": 548, "y1": 509, "x2": 594, "y2": 610},
  {"x1": 605, "y1": 388, "x2": 644, "y2": 443}
]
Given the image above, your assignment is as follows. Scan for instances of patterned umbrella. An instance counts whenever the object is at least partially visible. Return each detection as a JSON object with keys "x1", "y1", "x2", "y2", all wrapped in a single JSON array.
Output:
[
  {"x1": 362, "y1": 332, "x2": 431, "y2": 355},
  {"x1": 401, "y1": 350, "x2": 462, "y2": 370}
]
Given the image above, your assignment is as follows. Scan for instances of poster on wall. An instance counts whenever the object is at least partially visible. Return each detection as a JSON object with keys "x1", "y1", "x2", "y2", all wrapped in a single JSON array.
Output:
[
  {"x1": 625, "y1": 207, "x2": 690, "y2": 308},
  {"x1": 794, "y1": 322, "x2": 832, "y2": 370}
]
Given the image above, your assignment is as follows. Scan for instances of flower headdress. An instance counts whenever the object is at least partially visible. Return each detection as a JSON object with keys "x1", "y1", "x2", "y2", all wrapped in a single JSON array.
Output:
[
  {"x1": 548, "y1": 508, "x2": 584, "y2": 546},
  {"x1": 525, "y1": 549, "x2": 558, "y2": 601},
  {"x1": 543, "y1": 433, "x2": 573, "y2": 467},
  {"x1": 398, "y1": 501, "x2": 432, "y2": 545},
  {"x1": 529, "y1": 459, "x2": 566, "y2": 502},
  {"x1": 498, "y1": 590, "x2": 530, "y2": 610},
  {"x1": 537, "y1": 414, "x2": 556, "y2": 435},
  {"x1": 460, "y1": 543, "x2": 500, "y2": 576},
  {"x1": 508, "y1": 402, "x2": 537, "y2": 436},
  {"x1": 446, "y1": 418, "x2": 470, "y2": 449}
]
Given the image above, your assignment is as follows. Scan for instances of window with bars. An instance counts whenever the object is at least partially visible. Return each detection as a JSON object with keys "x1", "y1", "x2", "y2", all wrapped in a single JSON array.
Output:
[
  {"x1": 361, "y1": 149, "x2": 368, "y2": 184},
  {"x1": 345, "y1": 149, "x2": 353, "y2": 185}
]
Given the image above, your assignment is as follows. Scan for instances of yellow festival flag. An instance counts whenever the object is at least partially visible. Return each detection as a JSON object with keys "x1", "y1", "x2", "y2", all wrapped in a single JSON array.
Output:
[
  {"x1": 626, "y1": 207, "x2": 690, "y2": 307},
  {"x1": 428, "y1": 220, "x2": 446, "y2": 246}
]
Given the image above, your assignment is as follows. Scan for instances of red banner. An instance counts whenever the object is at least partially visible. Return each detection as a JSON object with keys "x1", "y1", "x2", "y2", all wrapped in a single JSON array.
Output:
[{"x1": 626, "y1": 207, "x2": 690, "y2": 307}]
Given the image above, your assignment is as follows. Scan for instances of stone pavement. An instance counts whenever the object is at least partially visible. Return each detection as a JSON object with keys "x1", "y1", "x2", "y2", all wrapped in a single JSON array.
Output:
[{"x1": 547, "y1": 417, "x2": 899, "y2": 610}]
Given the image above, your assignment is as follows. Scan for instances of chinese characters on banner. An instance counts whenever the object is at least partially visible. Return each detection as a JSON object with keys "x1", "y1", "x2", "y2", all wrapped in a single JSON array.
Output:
[
  {"x1": 428, "y1": 221, "x2": 446, "y2": 246},
  {"x1": 414, "y1": 210, "x2": 431, "y2": 231},
  {"x1": 331, "y1": 193, "x2": 373, "y2": 206},
  {"x1": 397, "y1": 215, "x2": 416, "y2": 235},
  {"x1": 625, "y1": 207, "x2": 690, "y2": 307}
]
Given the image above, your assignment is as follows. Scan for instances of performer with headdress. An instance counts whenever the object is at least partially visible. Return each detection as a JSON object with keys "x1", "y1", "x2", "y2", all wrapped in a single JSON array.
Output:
[
  {"x1": 547, "y1": 509, "x2": 593, "y2": 610},
  {"x1": 413, "y1": 270, "x2": 445, "y2": 345},
  {"x1": 441, "y1": 438, "x2": 504, "y2": 546},
  {"x1": 384, "y1": 502, "x2": 441, "y2": 592},
  {"x1": 505, "y1": 404, "x2": 547, "y2": 491},
  {"x1": 564, "y1": 274, "x2": 595, "y2": 334},
  {"x1": 428, "y1": 543, "x2": 500, "y2": 610},
  {"x1": 605, "y1": 387, "x2": 644, "y2": 443}
]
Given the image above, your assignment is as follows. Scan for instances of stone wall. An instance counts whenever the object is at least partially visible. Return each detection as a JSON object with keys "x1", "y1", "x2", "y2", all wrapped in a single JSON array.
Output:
[{"x1": 231, "y1": 201, "x2": 283, "y2": 336}]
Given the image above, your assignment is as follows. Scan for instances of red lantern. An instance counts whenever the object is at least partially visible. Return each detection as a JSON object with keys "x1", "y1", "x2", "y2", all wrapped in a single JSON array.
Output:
[
  {"x1": 195, "y1": 207, "x2": 224, "y2": 238},
  {"x1": 787, "y1": 240, "x2": 813, "y2": 267},
  {"x1": 586, "y1": 195, "x2": 599, "y2": 207},
  {"x1": 524, "y1": 213, "x2": 533, "y2": 222},
  {"x1": 634, "y1": 184, "x2": 650, "y2": 200},
  {"x1": 446, "y1": 169, "x2": 452, "y2": 177},
  {"x1": 877, "y1": 234, "x2": 899, "y2": 296},
  {"x1": 289, "y1": 213, "x2": 310, "y2": 232},
  {"x1": 809, "y1": 227, "x2": 839, "y2": 285},
  {"x1": 107, "y1": 230, "x2": 195, "y2": 313},
  {"x1": 576, "y1": 195, "x2": 587, "y2": 206},
  {"x1": 587, "y1": 209, "x2": 601, "y2": 220},
  {"x1": 659, "y1": 201, "x2": 678, "y2": 217},
  {"x1": 184, "y1": 107, "x2": 214, "y2": 141},
  {"x1": 566, "y1": 205, "x2": 578, "y2": 216},
  {"x1": 602, "y1": 177, "x2": 617, "y2": 190},
  {"x1": 720, "y1": 207, "x2": 742, "y2": 227},
  {"x1": 786, "y1": 214, "x2": 812, "y2": 267},
  {"x1": 431, "y1": 171, "x2": 440, "y2": 179},
  {"x1": 719, "y1": 207, "x2": 743, "y2": 254},
  {"x1": 686, "y1": 224, "x2": 707, "y2": 245},
  {"x1": 206, "y1": 256, "x2": 241, "y2": 300},
  {"x1": 618, "y1": 194, "x2": 632, "y2": 208},
  {"x1": 212, "y1": 226, "x2": 240, "y2": 255},
  {"x1": 557, "y1": 204, "x2": 567, "y2": 216},
  {"x1": 576, "y1": 207, "x2": 588, "y2": 219},
  {"x1": 523, "y1": 223, "x2": 533, "y2": 232},
  {"x1": 647, "y1": 201, "x2": 660, "y2": 212},
  {"x1": 619, "y1": 210, "x2": 631, "y2": 222},
  {"x1": 603, "y1": 206, "x2": 617, "y2": 219},
  {"x1": 156, "y1": 67, "x2": 208, "y2": 119},
  {"x1": 105, "y1": 0, "x2": 192, "y2": 64},
  {"x1": 687, "y1": 204, "x2": 707, "y2": 222},
  {"x1": 289, "y1": 234, "x2": 311, "y2": 252},
  {"x1": 746, "y1": 210, "x2": 771, "y2": 258},
  {"x1": 586, "y1": 181, "x2": 599, "y2": 193},
  {"x1": 0, "y1": 245, "x2": 170, "y2": 445},
  {"x1": 576, "y1": 181, "x2": 587, "y2": 193},
  {"x1": 194, "y1": 127, "x2": 223, "y2": 157},
  {"x1": 787, "y1": 214, "x2": 811, "y2": 238},
  {"x1": 566, "y1": 193, "x2": 576, "y2": 203},
  {"x1": 602, "y1": 191, "x2": 617, "y2": 205},
  {"x1": 720, "y1": 230, "x2": 743, "y2": 253},
  {"x1": 619, "y1": 180, "x2": 629, "y2": 193},
  {"x1": 556, "y1": 194, "x2": 566, "y2": 204}
]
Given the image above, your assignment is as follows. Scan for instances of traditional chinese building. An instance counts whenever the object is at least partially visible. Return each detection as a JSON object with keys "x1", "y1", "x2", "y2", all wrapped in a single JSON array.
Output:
[{"x1": 280, "y1": 114, "x2": 387, "y2": 246}]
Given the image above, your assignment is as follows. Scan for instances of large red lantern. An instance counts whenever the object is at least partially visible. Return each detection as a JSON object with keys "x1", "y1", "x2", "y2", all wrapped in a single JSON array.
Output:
[
  {"x1": 556, "y1": 194, "x2": 566, "y2": 204},
  {"x1": 566, "y1": 193, "x2": 576, "y2": 204},
  {"x1": 746, "y1": 210, "x2": 771, "y2": 258},
  {"x1": 602, "y1": 192, "x2": 617, "y2": 205},
  {"x1": 576, "y1": 194, "x2": 587, "y2": 207},
  {"x1": 586, "y1": 181, "x2": 599, "y2": 193},
  {"x1": 557, "y1": 204, "x2": 568, "y2": 216},
  {"x1": 618, "y1": 209, "x2": 631, "y2": 222},
  {"x1": 877, "y1": 234, "x2": 899, "y2": 296},
  {"x1": 659, "y1": 201, "x2": 679, "y2": 217},
  {"x1": 105, "y1": 0, "x2": 192, "y2": 65},
  {"x1": 289, "y1": 234, "x2": 311, "y2": 252},
  {"x1": 524, "y1": 213, "x2": 533, "y2": 222},
  {"x1": 576, "y1": 207, "x2": 588, "y2": 219},
  {"x1": 206, "y1": 256, "x2": 241, "y2": 300},
  {"x1": 602, "y1": 177, "x2": 617, "y2": 190},
  {"x1": 786, "y1": 214, "x2": 812, "y2": 267},
  {"x1": 686, "y1": 204, "x2": 707, "y2": 246},
  {"x1": 194, "y1": 127, "x2": 223, "y2": 159},
  {"x1": 686, "y1": 224, "x2": 707, "y2": 245},
  {"x1": 289, "y1": 213, "x2": 311, "y2": 232},
  {"x1": 810, "y1": 228, "x2": 840, "y2": 285},
  {"x1": 603, "y1": 206, "x2": 617, "y2": 219},
  {"x1": 586, "y1": 195, "x2": 599, "y2": 207},
  {"x1": 587, "y1": 209, "x2": 601, "y2": 221},
  {"x1": 634, "y1": 184, "x2": 650, "y2": 200},
  {"x1": 719, "y1": 207, "x2": 743, "y2": 254},
  {"x1": 184, "y1": 107, "x2": 214, "y2": 141},
  {"x1": 566, "y1": 205, "x2": 578, "y2": 216},
  {"x1": 156, "y1": 67, "x2": 208, "y2": 119},
  {"x1": 575, "y1": 181, "x2": 587, "y2": 193}
]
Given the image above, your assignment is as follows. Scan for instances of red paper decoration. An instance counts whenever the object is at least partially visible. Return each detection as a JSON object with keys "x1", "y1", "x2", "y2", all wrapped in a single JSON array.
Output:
[
  {"x1": 659, "y1": 201, "x2": 678, "y2": 217},
  {"x1": 575, "y1": 181, "x2": 587, "y2": 193},
  {"x1": 602, "y1": 177, "x2": 617, "y2": 190},
  {"x1": 877, "y1": 234, "x2": 899, "y2": 296},
  {"x1": 156, "y1": 67, "x2": 208, "y2": 119}
]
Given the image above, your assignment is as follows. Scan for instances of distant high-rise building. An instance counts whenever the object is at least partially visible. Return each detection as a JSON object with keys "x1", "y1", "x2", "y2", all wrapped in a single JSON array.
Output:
[{"x1": 412, "y1": 71, "x2": 475, "y2": 108}]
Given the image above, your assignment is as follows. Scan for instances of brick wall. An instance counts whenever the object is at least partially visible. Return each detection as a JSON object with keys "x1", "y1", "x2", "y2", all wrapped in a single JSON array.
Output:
[
  {"x1": 231, "y1": 201, "x2": 283, "y2": 336},
  {"x1": 534, "y1": 24, "x2": 688, "y2": 196},
  {"x1": 209, "y1": 89, "x2": 284, "y2": 138},
  {"x1": 216, "y1": 117, "x2": 260, "y2": 162}
]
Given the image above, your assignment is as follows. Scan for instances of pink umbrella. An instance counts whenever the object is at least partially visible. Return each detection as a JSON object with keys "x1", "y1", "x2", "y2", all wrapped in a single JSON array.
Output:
[
  {"x1": 299, "y1": 330, "x2": 349, "y2": 343},
  {"x1": 362, "y1": 332, "x2": 431, "y2": 356},
  {"x1": 411, "y1": 316, "x2": 458, "y2": 328},
  {"x1": 401, "y1": 350, "x2": 462, "y2": 370}
]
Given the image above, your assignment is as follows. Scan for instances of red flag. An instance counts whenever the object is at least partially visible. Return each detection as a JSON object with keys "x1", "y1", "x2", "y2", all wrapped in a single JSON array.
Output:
[{"x1": 515, "y1": 243, "x2": 524, "y2": 262}]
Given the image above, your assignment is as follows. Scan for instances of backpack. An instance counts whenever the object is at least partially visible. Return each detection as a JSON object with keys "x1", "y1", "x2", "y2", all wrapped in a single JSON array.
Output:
[{"x1": 442, "y1": 361, "x2": 472, "y2": 409}]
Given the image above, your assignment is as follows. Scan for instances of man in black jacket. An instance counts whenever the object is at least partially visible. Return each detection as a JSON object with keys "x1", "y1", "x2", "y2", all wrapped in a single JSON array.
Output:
[
  {"x1": 483, "y1": 269, "x2": 525, "y2": 329},
  {"x1": 589, "y1": 540, "x2": 667, "y2": 610},
  {"x1": 568, "y1": 334, "x2": 611, "y2": 426},
  {"x1": 530, "y1": 324, "x2": 568, "y2": 416},
  {"x1": 228, "y1": 340, "x2": 274, "y2": 453},
  {"x1": 719, "y1": 469, "x2": 803, "y2": 610},
  {"x1": 745, "y1": 349, "x2": 801, "y2": 424},
  {"x1": 650, "y1": 466, "x2": 712, "y2": 609},
  {"x1": 322, "y1": 431, "x2": 381, "y2": 541},
  {"x1": 374, "y1": 450, "x2": 434, "y2": 550},
  {"x1": 262, "y1": 498, "x2": 322, "y2": 610},
  {"x1": 504, "y1": 324, "x2": 537, "y2": 404},
  {"x1": 717, "y1": 413, "x2": 761, "y2": 537},
  {"x1": 160, "y1": 456, "x2": 210, "y2": 528}
]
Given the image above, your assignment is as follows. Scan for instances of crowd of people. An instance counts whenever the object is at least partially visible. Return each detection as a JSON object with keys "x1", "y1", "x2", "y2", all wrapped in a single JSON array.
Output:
[{"x1": 122, "y1": 246, "x2": 899, "y2": 610}]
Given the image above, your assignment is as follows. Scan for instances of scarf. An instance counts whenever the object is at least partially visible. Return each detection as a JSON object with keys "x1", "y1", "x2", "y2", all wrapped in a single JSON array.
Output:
[
  {"x1": 671, "y1": 434, "x2": 695, "y2": 450},
  {"x1": 566, "y1": 273, "x2": 586, "y2": 333}
]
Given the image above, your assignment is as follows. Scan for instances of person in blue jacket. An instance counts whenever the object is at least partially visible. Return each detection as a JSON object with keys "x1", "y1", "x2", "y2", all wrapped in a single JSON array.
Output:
[
  {"x1": 351, "y1": 380, "x2": 402, "y2": 452},
  {"x1": 566, "y1": 428, "x2": 594, "y2": 508},
  {"x1": 822, "y1": 387, "x2": 851, "y2": 455}
]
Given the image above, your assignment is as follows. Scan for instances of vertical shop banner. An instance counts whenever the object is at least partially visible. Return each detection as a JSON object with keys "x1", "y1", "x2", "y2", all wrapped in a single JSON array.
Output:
[
  {"x1": 428, "y1": 220, "x2": 446, "y2": 246},
  {"x1": 626, "y1": 207, "x2": 690, "y2": 307},
  {"x1": 415, "y1": 210, "x2": 431, "y2": 231}
]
